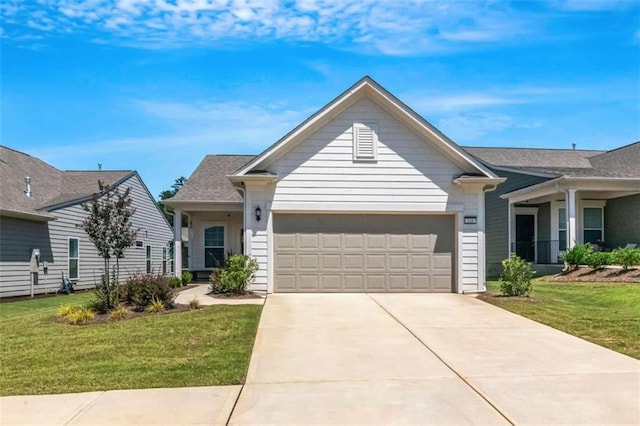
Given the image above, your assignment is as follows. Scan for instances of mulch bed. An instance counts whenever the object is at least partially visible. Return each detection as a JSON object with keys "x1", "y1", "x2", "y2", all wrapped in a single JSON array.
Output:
[
  {"x1": 210, "y1": 291, "x2": 263, "y2": 299},
  {"x1": 545, "y1": 267, "x2": 640, "y2": 283}
]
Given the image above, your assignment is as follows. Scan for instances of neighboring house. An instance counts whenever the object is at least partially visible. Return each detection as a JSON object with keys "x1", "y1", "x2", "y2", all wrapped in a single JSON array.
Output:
[
  {"x1": 163, "y1": 77, "x2": 506, "y2": 293},
  {"x1": 0, "y1": 146, "x2": 174, "y2": 298},
  {"x1": 464, "y1": 143, "x2": 640, "y2": 276}
]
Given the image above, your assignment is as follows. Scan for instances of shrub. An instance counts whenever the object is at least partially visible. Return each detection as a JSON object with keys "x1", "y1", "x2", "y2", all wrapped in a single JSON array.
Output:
[
  {"x1": 121, "y1": 273, "x2": 174, "y2": 311},
  {"x1": 170, "y1": 276, "x2": 182, "y2": 288},
  {"x1": 145, "y1": 298, "x2": 165, "y2": 313},
  {"x1": 90, "y1": 273, "x2": 119, "y2": 314},
  {"x1": 499, "y1": 253, "x2": 535, "y2": 297},
  {"x1": 612, "y1": 248, "x2": 640, "y2": 271},
  {"x1": 57, "y1": 305, "x2": 95, "y2": 325},
  {"x1": 561, "y1": 244, "x2": 593, "y2": 268},
  {"x1": 108, "y1": 304, "x2": 129, "y2": 321},
  {"x1": 181, "y1": 271, "x2": 193, "y2": 286},
  {"x1": 188, "y1": 297, "x2": 201, "y2": 310},
  {"x1": 56, "y1": 305, "x2": 79, "y2": 319},
  {"x1": 585, "y1": 251, "x2": 612, "y2": 269},
  {"x1": 209, "y1": 254, "x2": 258, "y2": 295}
]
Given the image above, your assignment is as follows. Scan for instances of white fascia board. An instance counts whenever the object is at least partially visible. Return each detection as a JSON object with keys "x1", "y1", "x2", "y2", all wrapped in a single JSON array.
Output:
[
  {"x1": 233, "y1": 77, "x2": 497, "y2": 179},
  {"x1": 270, "y1": 202, "x2": 465, "y2": 213},
  {"x1": 233, "y1": 80, "x2": 370, "y2": 176}
]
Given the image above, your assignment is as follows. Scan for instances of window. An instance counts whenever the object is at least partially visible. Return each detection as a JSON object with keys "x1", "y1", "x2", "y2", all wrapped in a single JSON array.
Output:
[
  {"x1": 68, "y1": 238, "x2": 79, "y2": 279},
  {"x1": 146, "y1": 245, "x2": 152, "y2": 273},
  {"x1": 558, "y1": 208, "x2": 567, "y2": 251},
  {"x1": 353, "y1": 122, "x2": 378, "y2": 161},
  {"x1": 162, "y1": 246, "x2": 167, "y2": 275},
  {"x1": 204, "y1": 226, "x2": 225, "y2": 268},
  {"x1": 583, "y1": 207, "x2": 603, "y2": 244}
]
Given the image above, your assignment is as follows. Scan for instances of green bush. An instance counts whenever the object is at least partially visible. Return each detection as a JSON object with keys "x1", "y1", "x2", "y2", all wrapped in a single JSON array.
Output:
[
  {"x1": 499, "y1": 253, "x2": 535, "y2": 297},
  {"x1": 585, "y1": 251, "x2": 612, "y2": 269},
  {"x1": 120, "y1": 273, "x2": 174, "y2": 311},
  {"x1": 561, "y1": 244, "x2": 593, "y2": 268},
  {"x1": 169, "y1": 276, "x2": 182, "y2": 288},
  {"x1": 90, "y1": 273, "x2": 119, "y2": 314},
  {"x1": 612, "y1": 248, "x2": 640, "y2": 271},
  {"x1": 209, "y1": 254, "x2": 258, "y2": 295},
  {"x1": 181, "y1": 271, "x2": 193, "y2": 286}
]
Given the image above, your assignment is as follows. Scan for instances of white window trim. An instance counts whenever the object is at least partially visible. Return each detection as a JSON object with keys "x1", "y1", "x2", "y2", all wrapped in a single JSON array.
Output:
[
  {"x1": 510, "y1": 207, "x2": 538, "y2": 263},
  {"x1": 68, "y1": 237, "x2": 79, "y2": 280},
  {"x1": 203, "y1": 224, "x2": 227, "y2": 269},
  {"x1": 162, "y1": 246, "x2": 167, "y2": 275},
  {"x1": 552, "y1": 199, "x2": 606, "y2": 255},
  {"x1": 352, "y1": 122, "x2": 378, "y2": 161},
  {"x1": 580, "y1": 200, "x2": 606, "y2": 245},
  {"x1": 146, "y1": 245, "x2": 152, "y2": 274}
]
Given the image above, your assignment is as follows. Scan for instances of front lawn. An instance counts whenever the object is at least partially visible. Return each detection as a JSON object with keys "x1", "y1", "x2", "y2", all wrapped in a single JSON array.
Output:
[
  {"x1": 0, "y1": 292, "x2": 262, "y2": 396},
  {"x1": 483, "y1": 281, "x2": 640, "y2": 359}
]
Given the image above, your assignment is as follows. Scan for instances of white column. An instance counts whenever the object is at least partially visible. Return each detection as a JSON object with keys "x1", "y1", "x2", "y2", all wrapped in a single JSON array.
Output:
[
  {"x1": 174, "y1": 209, "x2": 182, "y2": 277},
  {"x1": 477, "y1": 191, "x2": 486, "y2": 292},
  {"x1": 566, "y1": 189, "x2": 577, "y2": 249},
  {"x1": 507, "y1": 200, "x2": 513, "y2": 255}
]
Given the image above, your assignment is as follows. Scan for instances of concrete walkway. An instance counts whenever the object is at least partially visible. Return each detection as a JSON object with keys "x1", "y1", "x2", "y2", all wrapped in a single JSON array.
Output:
[
  {"x1": 1, "y1": 386, "x2": 240, "y2": 426},
  {"x1": 230, "y1": 293, "x2": 640, "y2": 425},
  {"x1": 173, "y1": 284, "x2": 265, "y2": 306}
]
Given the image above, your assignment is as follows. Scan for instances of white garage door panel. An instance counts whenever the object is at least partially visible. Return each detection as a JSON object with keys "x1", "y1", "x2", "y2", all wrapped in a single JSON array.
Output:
[{"x1": 273, "y1": 214, "x2": 455, "y2": 293}]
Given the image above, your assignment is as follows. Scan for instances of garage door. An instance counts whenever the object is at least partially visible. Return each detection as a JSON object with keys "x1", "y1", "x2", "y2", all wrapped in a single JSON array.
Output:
[{"x1": 274, "y1": 214, "x2": 455, "y2": 293}]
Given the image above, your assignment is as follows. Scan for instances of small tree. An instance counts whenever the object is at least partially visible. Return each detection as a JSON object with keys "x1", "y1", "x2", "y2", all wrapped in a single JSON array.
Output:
[{"x1": 82, "y1": 181, "x2": 138, "y2": 311}]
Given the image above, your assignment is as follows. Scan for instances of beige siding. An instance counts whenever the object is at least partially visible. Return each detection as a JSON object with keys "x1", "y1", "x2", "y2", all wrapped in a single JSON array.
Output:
[
  {"x1": 0, "y1": 174, "x2": 173, "y2": 297},
  {"x1": 246, "y1": 97, "x2": 483, "y2": 293}
]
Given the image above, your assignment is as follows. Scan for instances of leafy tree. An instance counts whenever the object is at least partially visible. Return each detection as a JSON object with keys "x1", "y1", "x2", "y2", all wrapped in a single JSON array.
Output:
[
  {"x1": 82, "y1": 181, "x2": 138, "y2": 311},
  {"x1": 159, "y1": 176, "x2": 187, "y2": 226}
]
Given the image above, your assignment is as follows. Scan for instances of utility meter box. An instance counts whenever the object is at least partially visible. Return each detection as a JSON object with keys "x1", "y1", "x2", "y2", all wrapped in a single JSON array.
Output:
[{"x1": 30, "y1": 249, "x2": 40, "y2": 273}]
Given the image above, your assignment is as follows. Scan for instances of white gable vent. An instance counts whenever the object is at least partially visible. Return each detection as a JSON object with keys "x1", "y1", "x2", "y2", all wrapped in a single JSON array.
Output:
[{"x1": 353, "y1": 122, "x2": 378, "y2": 161}]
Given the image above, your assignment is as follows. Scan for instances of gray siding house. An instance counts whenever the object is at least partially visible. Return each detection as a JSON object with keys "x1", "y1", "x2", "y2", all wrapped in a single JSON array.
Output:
[
  {"x1": 465, "y1": 143, "x2": 640, "y2": 276},
  {"x1": 0, "y1": 146, "x2": 173, "y2": 298}
]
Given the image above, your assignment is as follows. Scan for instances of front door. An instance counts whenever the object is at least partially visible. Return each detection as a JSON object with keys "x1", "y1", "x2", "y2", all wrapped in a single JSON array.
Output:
[{"x1": 515, "y1": 215, "x2": 535, "y2": 262}]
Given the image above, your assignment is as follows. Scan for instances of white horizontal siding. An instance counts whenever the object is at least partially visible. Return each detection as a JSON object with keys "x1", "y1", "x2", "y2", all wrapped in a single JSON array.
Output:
[
  {"x1": 0, "y1": 174, "x2": 173, "y2": 297},
  {"x1": 245, "y1": 96, "x2": 483, "y2": 292}
]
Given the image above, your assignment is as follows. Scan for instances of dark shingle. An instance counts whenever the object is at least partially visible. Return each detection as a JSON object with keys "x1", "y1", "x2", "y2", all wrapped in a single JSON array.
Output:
[
  {"x1": 463, "y1": 144, "x2": 640, "y2": 178},
  {"x1": 0, "y1": 145, "x2": 132, "y2": 217},
  {"x1": 169, "y1": 155, "x2": 256, "y2": 202}
]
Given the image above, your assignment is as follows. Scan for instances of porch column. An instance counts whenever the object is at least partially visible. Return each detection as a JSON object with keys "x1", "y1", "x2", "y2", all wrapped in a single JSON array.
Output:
[
  {"x1": 507, "y1": 200, "x2": 513, "y2": 255},
  {"x1": 566, "y1": 189, "x2": 577, "y2": 249},
  {"x1": 174, "y1": 209, "x2": 182, "y2": 277}
]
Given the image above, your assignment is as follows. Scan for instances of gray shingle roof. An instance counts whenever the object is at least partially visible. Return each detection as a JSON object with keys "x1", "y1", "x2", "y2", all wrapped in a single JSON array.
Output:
[
  {"x1": 168, "y1": 155, "x2": 255, "y2": 203},
  {"x1": 588, "y1": 141, "x2": 640, "y2": 178},
  {"x1": 463, "y1": 143, "x2": 639, "y2": 178},
  {"x1": 0, "y1": 145, "x2": 132, "y2": 218}
]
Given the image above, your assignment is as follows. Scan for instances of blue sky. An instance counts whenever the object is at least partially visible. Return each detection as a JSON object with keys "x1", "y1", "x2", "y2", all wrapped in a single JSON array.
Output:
[{"x1": 2, "y1": 0, "x2": 639, "y2": 198}]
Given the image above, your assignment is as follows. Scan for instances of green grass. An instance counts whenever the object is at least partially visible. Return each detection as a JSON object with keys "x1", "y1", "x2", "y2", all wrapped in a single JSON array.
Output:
[
  {"x1": 0, "y1": 292, "x2": 262, "y2": 396},
  {"x1": 484, "y1": 280, "x2": 640, "y2": 359}
]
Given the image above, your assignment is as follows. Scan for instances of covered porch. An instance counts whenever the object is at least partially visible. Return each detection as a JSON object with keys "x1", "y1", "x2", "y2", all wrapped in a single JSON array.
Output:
[
  {"x1": 165, "y1": 201, "x2": 245, "y2": 280},
  {"x1": 502, "y1": 177, "x2": 640, "y2": 265}
]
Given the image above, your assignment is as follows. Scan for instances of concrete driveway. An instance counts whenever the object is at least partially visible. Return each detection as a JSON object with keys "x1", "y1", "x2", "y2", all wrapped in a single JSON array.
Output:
[{"x1": 230, "y1": 293, "x2": 640, "y2": 425}]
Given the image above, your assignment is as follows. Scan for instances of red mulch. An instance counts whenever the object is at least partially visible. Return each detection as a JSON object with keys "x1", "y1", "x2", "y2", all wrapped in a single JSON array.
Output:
[{"x1": 545, "y1": 266, "x2": 640, "y2": 283}]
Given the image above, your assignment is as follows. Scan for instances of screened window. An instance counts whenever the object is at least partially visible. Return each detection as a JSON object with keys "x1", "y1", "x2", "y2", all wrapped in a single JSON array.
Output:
[
  {"x1": 583, "y1": 207, "x2": 603, "y2": 244},
  {"x1": 146, "y1": 245, "x2": 152, "y2": 274},
  {"x1": 558, "y1": 208, "x2": 567, "y2": 251},
  {"x1": 204, "y1": 226, "x2": 225, "y2": 268},
  {"x1": 68, "y1": 238, "x2": 79, "y2": 279}
]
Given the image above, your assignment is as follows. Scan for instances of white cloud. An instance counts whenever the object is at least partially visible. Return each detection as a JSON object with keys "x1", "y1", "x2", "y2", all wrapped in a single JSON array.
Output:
[{"x1": 1, "y1": 0, "x2": 534, "y2": 54}]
